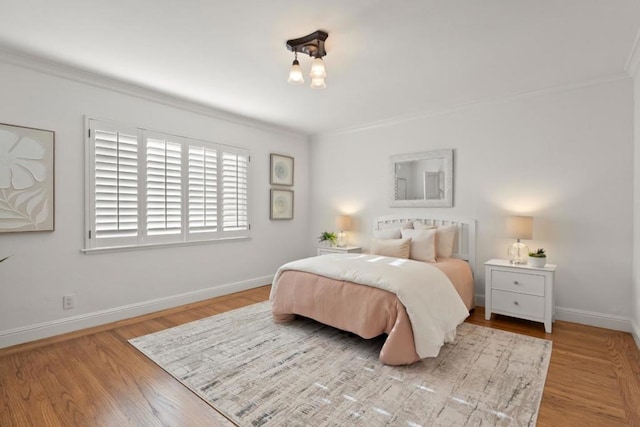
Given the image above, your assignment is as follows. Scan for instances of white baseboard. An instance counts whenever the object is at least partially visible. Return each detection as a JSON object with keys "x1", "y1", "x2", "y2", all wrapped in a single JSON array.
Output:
[
  {"x1": 632, "y1": 319, "x2": 640, "y2": 350},
  {"x1": 474, "y1": 295, "x2": 635, "y2": 335},
  {"x1": 553, "y1": 306, "x2": 632, "y2": 332},
  {"x1": 0, "y1": 275, "x2": 271, "y2": 350}
]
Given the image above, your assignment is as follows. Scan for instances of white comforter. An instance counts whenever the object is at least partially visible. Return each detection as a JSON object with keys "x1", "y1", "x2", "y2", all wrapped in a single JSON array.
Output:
[{"x1": 271, "y1": 253, "x2": 470, "y2": 358}]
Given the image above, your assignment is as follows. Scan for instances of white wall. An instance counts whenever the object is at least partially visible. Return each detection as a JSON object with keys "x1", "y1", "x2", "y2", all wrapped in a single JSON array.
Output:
[
  {"x1": 0, "y1": 59, "x2": 310, "y2": 347},
  {"x1": 310, "y1": 78, "x2": 634, "y2": 331},
  {"x1": 633, "y1": 60, "x2": 640, "y2": 347}
]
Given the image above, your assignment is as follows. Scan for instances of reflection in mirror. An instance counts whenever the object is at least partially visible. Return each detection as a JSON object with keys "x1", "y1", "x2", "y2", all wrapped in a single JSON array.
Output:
[
  {"x1": 390, "y1": 149, "x2": 453, "y2": 207},
  {"x1": 424, "y1": 171, "x2": 442, "y2": 199},
  {"x1": 396, "y1": 177, "x2": 407, "y2": 199}
]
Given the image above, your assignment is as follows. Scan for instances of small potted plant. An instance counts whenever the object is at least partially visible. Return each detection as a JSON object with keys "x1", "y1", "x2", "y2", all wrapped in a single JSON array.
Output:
[
  {"x1": 318, "y1": 231, "x2": 337, "y2": 247},
  {"x1": 527, "y1": 248, "x2": 547, "y2": 268}
]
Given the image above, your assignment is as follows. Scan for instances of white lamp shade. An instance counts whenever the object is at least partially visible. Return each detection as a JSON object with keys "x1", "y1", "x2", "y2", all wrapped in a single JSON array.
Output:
[
  {"x1": 309, "y1": 57, "x2": 327, "y2": 79},
  {"x1": 506, "y1": 215, "x2": 533, "y2": 240},
  {"x1": 310, "y1": 77, "x2": 326, "y2": 89},
  {"x1": 287, "y1": 60, "x2": 304, "y2": 84},
  {"x1": 336, "y1": 215, "x2": 352, "y2": 231}
]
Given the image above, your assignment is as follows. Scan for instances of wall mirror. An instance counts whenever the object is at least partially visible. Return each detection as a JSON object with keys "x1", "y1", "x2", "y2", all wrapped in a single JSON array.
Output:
[{"x1": 389, "y1": 149, "x2": 453, "y2": 207}]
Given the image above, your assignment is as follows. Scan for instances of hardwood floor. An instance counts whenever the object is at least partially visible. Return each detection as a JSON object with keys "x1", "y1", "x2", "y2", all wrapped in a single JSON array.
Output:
[{"x1": 1, "y1": 286, "x2": 638, "y2": 426}]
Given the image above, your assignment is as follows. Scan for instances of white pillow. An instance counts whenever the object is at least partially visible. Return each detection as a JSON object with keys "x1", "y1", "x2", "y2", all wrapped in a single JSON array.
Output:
[
  {"x1": 379, "y1": 221, "x2": 413, "y2": 230},
  {"x1": 412, "y1": 221, "x2": 435, "y2": 230},
  {"x1": 401, "y1": 229, "x2": 436, "y2": 262},
  {"x1": 370, "y1": 238, "x2": 411, "y2": 259},
  {"x1": 373, "y1": 228, "x2": 402, "y2": 239},
  {"x1": 435, "y1": 224, "x2": 457, "y2": 259}
]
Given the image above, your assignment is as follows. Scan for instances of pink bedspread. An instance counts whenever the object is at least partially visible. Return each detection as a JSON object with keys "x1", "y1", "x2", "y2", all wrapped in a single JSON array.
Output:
[{"x1": 271, "y1": 257, "x2": 474, "y2": 365}]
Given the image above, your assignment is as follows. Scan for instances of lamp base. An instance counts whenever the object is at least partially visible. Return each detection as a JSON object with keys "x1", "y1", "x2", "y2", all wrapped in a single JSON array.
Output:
[
  {"x1": 337, "y1": 231, "x2": 348, "y2": 248},
  {"x1": 507, "y1": 241, "x2": 529, "y2": 264}
]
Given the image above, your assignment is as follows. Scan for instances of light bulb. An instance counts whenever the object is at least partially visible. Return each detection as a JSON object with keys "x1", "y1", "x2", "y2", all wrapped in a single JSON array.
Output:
[
  {"x1": 309, "y1": 57, "x2": 327, "y2": 79},
  {"x1": 310, "y1": 77, "x2": 326, "y2": 89},
  {"x1": 287, "y1": 59, "x2": 304, "y2": 84}
]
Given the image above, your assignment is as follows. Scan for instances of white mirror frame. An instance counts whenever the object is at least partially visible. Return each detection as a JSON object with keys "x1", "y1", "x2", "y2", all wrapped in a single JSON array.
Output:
[{"x1": 389, "y1": 149, "x2": 454, "y2": 207}]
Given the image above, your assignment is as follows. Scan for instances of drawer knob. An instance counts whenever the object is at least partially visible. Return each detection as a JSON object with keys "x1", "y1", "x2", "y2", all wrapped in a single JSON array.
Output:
[
  {"x1": 513, "y1": 301, "x2": 519, "y2": 306},
  {"x1": 513, "y1": 281, "x2": 519, "y2": 285}
]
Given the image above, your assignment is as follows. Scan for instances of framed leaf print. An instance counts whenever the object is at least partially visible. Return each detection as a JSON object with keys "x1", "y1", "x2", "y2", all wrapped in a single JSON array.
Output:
[
  {"x1": 270, "y1": 153, "x2": 294, "y2": 186},
  {"x1": 0, "y1": 123, "x2": 55, "y2": 232}
]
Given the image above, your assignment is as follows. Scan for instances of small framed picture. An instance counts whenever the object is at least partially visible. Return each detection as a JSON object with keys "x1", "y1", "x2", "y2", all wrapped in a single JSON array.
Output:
[
  {"x1": 270, "y1": 189, "x2": 294, "y2": 220},
  {"x1": 270, "y1": 153, "x2": 294, "y2": 186}
]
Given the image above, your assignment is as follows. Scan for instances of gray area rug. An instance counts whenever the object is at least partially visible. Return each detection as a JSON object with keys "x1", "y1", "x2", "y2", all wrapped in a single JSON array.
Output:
[{"x1": 130, "y1": 302, "x2": 551, "y2": 426}]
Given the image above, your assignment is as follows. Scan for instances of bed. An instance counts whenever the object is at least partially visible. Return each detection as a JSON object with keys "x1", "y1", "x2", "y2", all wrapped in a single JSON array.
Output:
[{"x1": 270, "y1": 215, "x2": 476, "y2": 365}]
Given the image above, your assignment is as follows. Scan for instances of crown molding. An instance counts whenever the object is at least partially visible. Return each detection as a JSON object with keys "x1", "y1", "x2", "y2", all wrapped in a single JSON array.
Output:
[
  {"x1": 624, "y1": 27, "x2": 640, "y2": 77},
  {"x1": 0, "y1": 44, "x2": 307, "y2": 139},
  {"x1": 2, "y1": 43, "x2": 631, "y2": 141},
  {"x1": 312, "y1": 73, "x2": 631, "y2": 139}
]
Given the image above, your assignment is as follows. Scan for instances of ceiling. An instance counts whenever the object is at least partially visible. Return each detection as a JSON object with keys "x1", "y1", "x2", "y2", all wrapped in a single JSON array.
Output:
[{"x1": 1, "y1": 1, "x2": 639, "y2": 136}]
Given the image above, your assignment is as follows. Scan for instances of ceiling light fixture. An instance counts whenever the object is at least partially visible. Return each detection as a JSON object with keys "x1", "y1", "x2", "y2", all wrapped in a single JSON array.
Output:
[{"x1": 286, "y1": 30, "x2": 328, "y2": 89}]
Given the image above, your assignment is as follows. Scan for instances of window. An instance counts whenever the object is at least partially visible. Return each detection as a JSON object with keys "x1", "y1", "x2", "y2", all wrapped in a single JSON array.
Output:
[{"x1": 86, "y1": 119, "x2": 250, "y2": 250}]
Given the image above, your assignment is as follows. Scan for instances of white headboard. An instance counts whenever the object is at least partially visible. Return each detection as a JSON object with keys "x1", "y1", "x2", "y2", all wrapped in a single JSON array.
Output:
[{"x1": 374, "y1": 214, "x2": 477, "y2": 276}]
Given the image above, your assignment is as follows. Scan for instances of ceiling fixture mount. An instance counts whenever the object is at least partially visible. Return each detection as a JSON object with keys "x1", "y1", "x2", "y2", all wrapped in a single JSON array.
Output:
[{"x1": 286, "y1": 30, "x2": 328, "y2": 89}]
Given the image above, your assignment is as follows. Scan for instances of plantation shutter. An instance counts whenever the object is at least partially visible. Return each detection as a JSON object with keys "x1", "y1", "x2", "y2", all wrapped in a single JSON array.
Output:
[
  {"x1": 86, "y1": 118, "x2": 250, "y2": 250},
  {"x1": 90, "y1": 120, "x2": 139, "y2": 248},
  {"x1": 188, "y1": 144, "x2": 218, "y2": 236},
  {"x1": 221, "y1": 148, "x2": 249, "y2": 237},
  {"x1": 145, "y1": 132, "x2": 182, "y2": 241}
]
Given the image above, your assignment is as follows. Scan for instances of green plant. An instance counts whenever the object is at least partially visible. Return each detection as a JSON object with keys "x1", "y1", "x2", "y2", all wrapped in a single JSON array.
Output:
[
  {"x1": 529, "y1": 248, "x2": 546, "y2": 258},
  {"x1": 318, "y1": 231, "x2": 337, "y2": 245}
]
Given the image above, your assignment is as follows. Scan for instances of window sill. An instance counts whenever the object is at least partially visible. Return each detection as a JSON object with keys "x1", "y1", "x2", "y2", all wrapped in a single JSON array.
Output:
[{"x1": 81, "y1": 236, "x2": 251, "y2": 255}]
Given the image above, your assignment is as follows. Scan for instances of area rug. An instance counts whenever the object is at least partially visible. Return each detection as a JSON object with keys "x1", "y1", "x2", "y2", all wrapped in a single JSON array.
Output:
[{"x1": 130, "y1": 302, "x2": 551, "y2": 426}]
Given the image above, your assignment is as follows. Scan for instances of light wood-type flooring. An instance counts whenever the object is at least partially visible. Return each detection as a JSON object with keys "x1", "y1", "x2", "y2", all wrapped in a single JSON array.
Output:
[{"x1": 1, "y1": 285, "x2": 638, "y2": 426}]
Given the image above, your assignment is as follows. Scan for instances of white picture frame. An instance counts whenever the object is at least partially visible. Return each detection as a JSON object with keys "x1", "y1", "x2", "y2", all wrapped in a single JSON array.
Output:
[
  {"x1": 0, "y1": 122, "x2": 55, "y2": 232},
  {"x1": 390, "y1": 149, "x2": 453, "y2": 208}
]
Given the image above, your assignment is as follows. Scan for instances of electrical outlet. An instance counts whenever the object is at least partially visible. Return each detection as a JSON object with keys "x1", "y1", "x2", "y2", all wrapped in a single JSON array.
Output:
[{"x1": 63, "y1": 294, "x2": 75, "y2": 310}]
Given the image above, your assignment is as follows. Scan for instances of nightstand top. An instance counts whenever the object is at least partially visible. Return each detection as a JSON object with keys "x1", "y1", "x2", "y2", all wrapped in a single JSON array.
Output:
[
  {"x1": 317, "y1": 245, "x2": 361, "y2": 251},
  {"x1": 485, "y1": 258, "x2": 557, "y2": 272}
]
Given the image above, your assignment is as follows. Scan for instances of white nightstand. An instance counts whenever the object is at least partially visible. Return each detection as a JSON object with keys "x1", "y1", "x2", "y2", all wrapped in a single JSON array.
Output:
[
  {"x1": 317, "y1": 246, "x2": 362, "y2": 256},
  {"x1": 484, "y1": 259, "x2": 557, "y2": 333}
]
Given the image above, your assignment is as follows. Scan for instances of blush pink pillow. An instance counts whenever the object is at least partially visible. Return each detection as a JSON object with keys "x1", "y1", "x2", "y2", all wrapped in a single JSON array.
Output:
[
  {"x1": 373, "y1": 228, "x2": 402, "y2": 239},
  {"x1": 401, "y1": 228, "x2": 436, "y2": 262},
  {"x1": 435, "y1": 224, "x2": 457, "y2": 259},
  {"x1": 370, "y1": 238, "x2": 411, "y2": 259}
]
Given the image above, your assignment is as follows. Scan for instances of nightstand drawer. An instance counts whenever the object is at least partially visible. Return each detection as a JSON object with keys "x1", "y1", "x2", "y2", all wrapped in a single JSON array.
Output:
[
  {"x1": 491, "y1": 290, "x2": 544, "y2": 319},
  {"x1": 491, "y1": 270, "x2": 545, "y2": 296},
  {"x1": 317, "y1": 249, "x2": 337, "y2": 255},
  {"x1": 317, "y1": 246, "x2": 362, "y2": 256}
]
